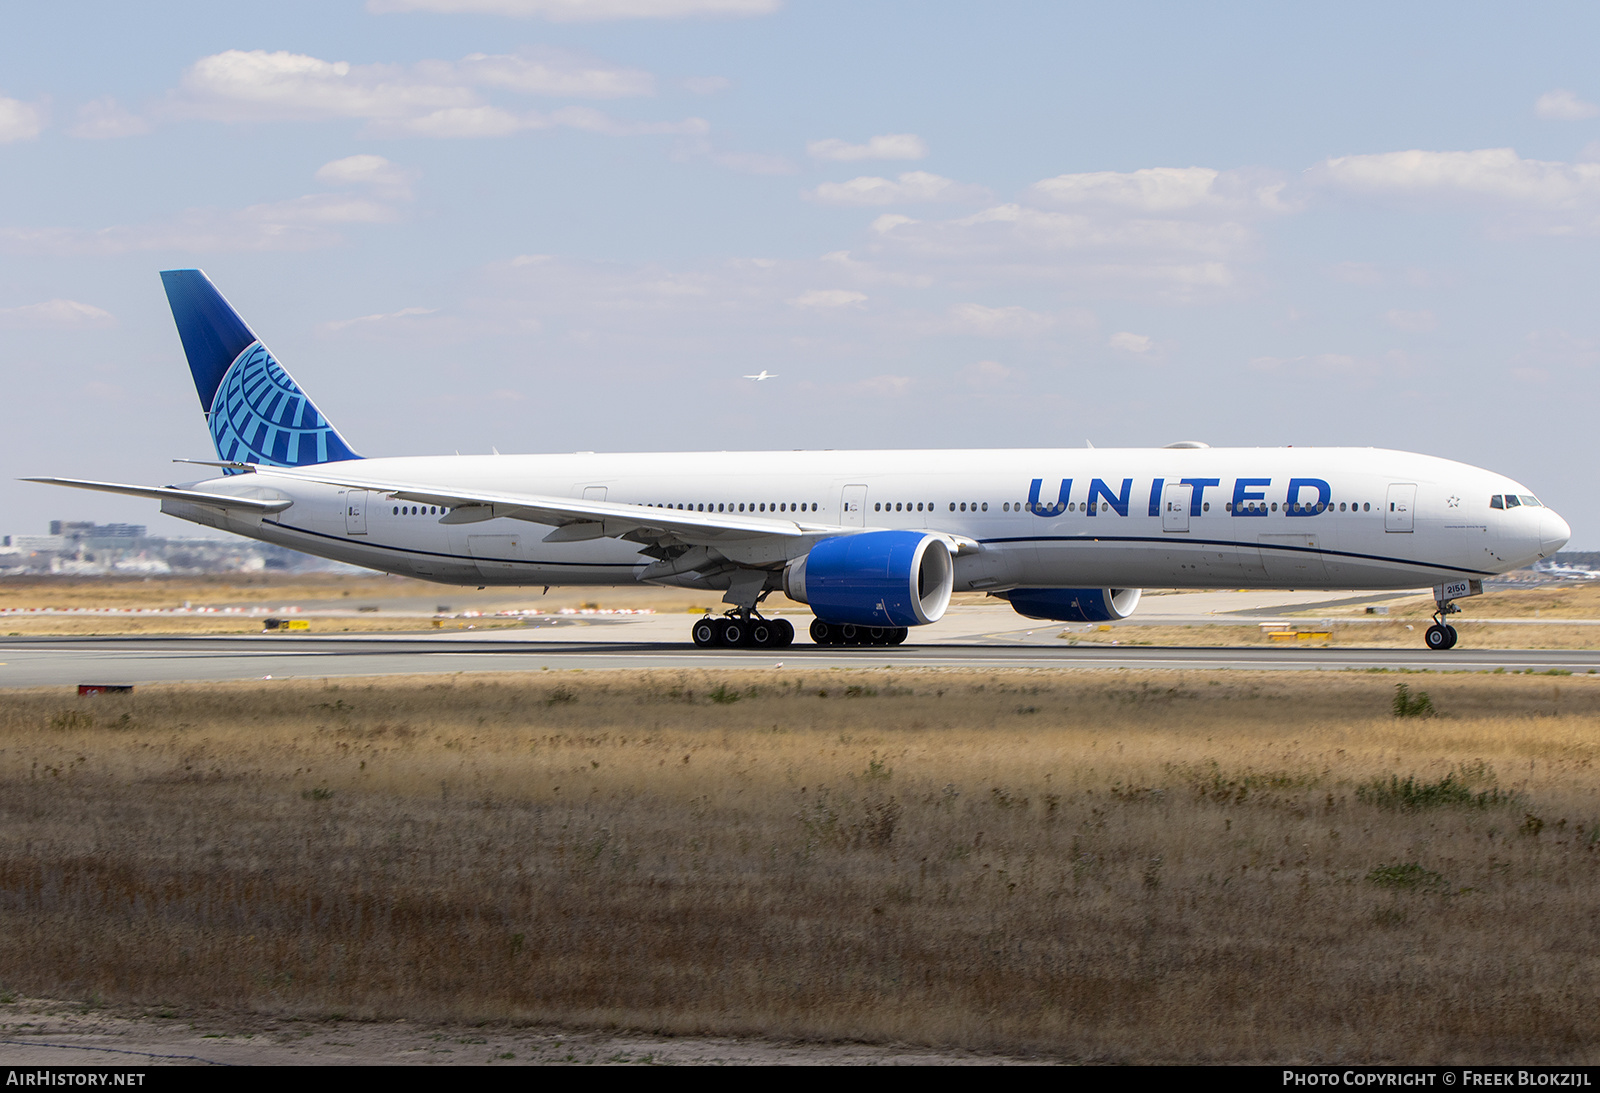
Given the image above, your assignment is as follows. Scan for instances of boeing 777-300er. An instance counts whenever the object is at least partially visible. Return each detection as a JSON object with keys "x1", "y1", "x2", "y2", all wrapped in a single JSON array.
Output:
[{"x1": 28, "y1": 270, "x2": 1572, "y2": 651}]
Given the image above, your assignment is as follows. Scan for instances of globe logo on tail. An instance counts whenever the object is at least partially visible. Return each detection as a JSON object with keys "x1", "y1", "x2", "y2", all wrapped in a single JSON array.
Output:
[{"x1": 208, "y1": 342, "x2": 358, "y2": 468}]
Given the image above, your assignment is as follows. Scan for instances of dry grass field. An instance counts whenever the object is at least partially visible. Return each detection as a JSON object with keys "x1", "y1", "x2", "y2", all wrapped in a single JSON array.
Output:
[{"x1": 0, "y1": 669, "x2": 1595, "y2": 1062}]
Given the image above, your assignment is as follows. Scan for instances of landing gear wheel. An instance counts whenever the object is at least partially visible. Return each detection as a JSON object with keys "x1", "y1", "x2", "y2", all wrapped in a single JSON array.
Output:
[
  {"x1": 692, "y1": 618, "x2": 718, "y2": 647},
  {"x1": 839, "y1": 623, "x2": 858, "y2": 644},
  {"x1": 889, "y1": 627, "x2": 908, "y2": 645},
  {"x1": 749, "y1": 620, "x2": 773, "y2": 646},
  {"x1": 810, "y1": 619, "x2": 833, "y2": 645},
  {"x1": 1444, "y1": 624, "x2": 1458, "y2": 649},
  {"x1": 722, "y1": 619, "x2": 746, "y2": 646},
  {"x1": 867, "y1": 626, "x2": 888, "y2": 645},
  {"x1": 773, "y1": 618, "x2": 795, "y2": 646},
  {"x1": 1425, "y1": 624, "x2": 1450, "y2": 651}
]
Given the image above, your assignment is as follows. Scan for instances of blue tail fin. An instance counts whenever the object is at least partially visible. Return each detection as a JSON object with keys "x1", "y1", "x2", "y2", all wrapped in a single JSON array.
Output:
[{"x1": 160, "y1": 269, "x2": 360, "y2": 467}]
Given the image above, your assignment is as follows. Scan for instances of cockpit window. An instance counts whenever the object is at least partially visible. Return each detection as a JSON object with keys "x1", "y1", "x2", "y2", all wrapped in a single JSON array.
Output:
[
  {"x1": 1490, "y1": 495, "x2": 1504, "y2": 509},
  {"x1": 1519, "y1": 495, "x2": 1542, "y2": 508},
  {"x1": 1504, "y1": 495, "x2": 1521, "y2": 508}
]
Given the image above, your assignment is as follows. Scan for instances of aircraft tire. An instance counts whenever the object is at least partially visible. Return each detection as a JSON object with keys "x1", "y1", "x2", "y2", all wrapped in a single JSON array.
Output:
[
  {"x1": 1444, "y1": 624, "x2": 1459, "y2": 649},
  {"x1": 722, "y1": 620, "x2": 745, "y2": 646},
  {"x1": 839, "y1": 623, "x2": 859, "y2": 644},
  {"x1": 750, "y1": 621, "x2": 773, "y2": 646},
  {"x1": 890, "y1": 627, "x2": 908, "y2": 645},
  {"x1": 692, "y1": 618, "x2": 718, "y2": 647},
  {"x1": 1425, "y1": 624, "x2": 1450, "y2": 651},
  {"x1": 774, "y1": 618, "x2": 795, "y2": 646},
  {"x1": 810, "y1": 619, "x2": 833, "y2": 645},
  {"x1": 867, "y1": 626, "x2": 888, "y2": 644}
]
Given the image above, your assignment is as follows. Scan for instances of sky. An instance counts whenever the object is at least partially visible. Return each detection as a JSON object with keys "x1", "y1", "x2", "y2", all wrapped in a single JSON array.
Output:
[{"x1": 4, "y1": 1, "x2": 1600, "y2": 545}]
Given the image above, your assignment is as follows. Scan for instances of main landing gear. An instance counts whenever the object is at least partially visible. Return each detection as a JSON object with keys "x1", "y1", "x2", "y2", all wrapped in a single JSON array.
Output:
[
  {"x1": 1425, "y1": 594, "x2": 1460, "y2": 651},
  {"x1": 809, "y1": 620, "x2": 909, "y2": 646},
  {"x1": 691, "y1": 611, "x2": 796, "y2": 648}
]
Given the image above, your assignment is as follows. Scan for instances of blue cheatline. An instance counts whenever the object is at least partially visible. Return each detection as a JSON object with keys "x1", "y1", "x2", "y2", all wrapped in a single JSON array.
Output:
[{"x1": 160, "y1": 269, "x2": 361, "y2": 468}]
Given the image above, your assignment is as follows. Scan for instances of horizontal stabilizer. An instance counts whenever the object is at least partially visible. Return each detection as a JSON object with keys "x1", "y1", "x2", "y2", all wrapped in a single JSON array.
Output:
[{"x1": 21, "y1": 477, "x2": 293, "y2": 514}]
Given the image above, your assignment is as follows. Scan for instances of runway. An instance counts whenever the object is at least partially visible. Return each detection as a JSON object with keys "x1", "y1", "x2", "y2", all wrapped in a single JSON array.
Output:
[{"x1": 2, "y1": 633, "x2": 1598, "y2": 687}]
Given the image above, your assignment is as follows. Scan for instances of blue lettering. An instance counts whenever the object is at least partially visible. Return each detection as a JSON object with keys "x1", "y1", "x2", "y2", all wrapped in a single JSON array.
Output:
[
  {"x1": 1148, "y1": 479, "x2": 1164, "y2": 517},
  {"x1": 1027, "y1": 478, "x2": 1071, "y2": 517},
  {"x1": 1286, "y1": 477, "x2": 1331, "y2": 516},
  {"x1": 1232, "y1": 478, "x2": 1271, "y2": 517},
  {"x1": 1086, "y1": 478, "x2": 1131, "y2": 517},
  {"x1": 1181, "y1": 478, "x2": 1221, "y2": 517}
]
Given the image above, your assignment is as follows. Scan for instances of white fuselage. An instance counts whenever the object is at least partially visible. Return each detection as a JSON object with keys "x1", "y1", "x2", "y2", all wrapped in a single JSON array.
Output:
[{"x1": 158, "y1": 446, "x2": 1568, "y2": 596}]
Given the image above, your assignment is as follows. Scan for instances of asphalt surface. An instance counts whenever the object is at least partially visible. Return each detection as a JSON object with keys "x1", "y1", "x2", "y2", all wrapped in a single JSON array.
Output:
[{"x1": 2, "y1": 633, "x2": 1598, "y2": 687}]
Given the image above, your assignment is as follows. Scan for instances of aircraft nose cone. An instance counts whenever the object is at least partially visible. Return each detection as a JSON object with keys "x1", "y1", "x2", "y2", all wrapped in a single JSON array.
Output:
[{"x1": 1541, "y1": 509, "x2": 1572, "y2": 558}]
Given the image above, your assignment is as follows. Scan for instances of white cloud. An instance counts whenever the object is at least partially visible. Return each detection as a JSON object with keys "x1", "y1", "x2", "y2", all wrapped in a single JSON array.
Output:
[
  {"x1": 870, "y1": 214, "x2": 917, "y2": 233},
  {"x1": 170, "y1": 49, "x2": 696, "y2": 139},
  {"x1": 1536, "y1": 90, "x2": 1600, "y2": 121},
  {"x1": 1315, "y1": 148, "x2": 1600, "y2": 207},
  {"x1": 68, "y1": 97, "x2": 150, "y2": 139},
  {"x1": 965, "y1": 359, "x2": 1014, "y2": 387},
  {"x1": 0, "y1": 97, "x2": 46, "y2": 142},
  {"x1": 788, "y1": 289, "x2": 867, "y2": 308},
  {"x1": 367, "y1": 0, "x2": 780, "y2": 19},
  {"x1": 1314, "y1": 147, "x2": 1600, "y2": 233},
  {"x1": 1031, "y1": 165, "x2": 1289, "y2": 214},
  {"x1": 1384, "y1": 308, "x2": 1437, "y2": 332},
  {"x1": 0, "y1": 299, "x2": 115, "y2": 328},
  {"x1": 1108, "y1": 332, "x2": 1152, "y2": 354},
  {"x1": 0, "y1": 155, "x2": 416, "y2": 256},
  {"x1": 807, "y1": 171, "x2": 985, "y2": 206},
  {"x1": 806, "y1": 134, "x2": 928, "y2": 162},
  {"x1": 453, "y1": 50, "x2": 655, "y2": 98},
  {"x1": 177, "y1": 50, "x2": 472, "y2": 122},
  {"x1": 315, "y1": 153, "x2": 417, "y2": 197},
  {"x1": 847, "y1": 162, "x2": 1282, "y2": 298},
  {"x1": 322, "y1": 306, "x2": 438, "y2": 331},
  {"x1": 949, "y1": 303, "x2": 1055, "y2": 336}
]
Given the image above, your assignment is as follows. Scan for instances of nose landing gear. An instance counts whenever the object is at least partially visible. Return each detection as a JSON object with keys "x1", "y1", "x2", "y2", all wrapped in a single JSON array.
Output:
[{"x1": 1425, "y1": 592, "x2": 1461, "y2": 650}]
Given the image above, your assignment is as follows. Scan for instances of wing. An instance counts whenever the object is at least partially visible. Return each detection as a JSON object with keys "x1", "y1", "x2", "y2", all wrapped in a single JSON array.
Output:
[
  {"x1": 261, "y1": 465, "x2": 818, "y2": 547},
  {"x1": 263, "y1": 465, "x2": 980, "y2": 555},
  {"x1": 21, "y1": 476, "x2": 294, "y2": 514}
]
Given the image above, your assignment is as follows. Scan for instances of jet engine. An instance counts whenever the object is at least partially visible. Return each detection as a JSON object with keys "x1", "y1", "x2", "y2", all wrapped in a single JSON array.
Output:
[
  {"x1": 784, "y1": 530, "x2": 954, "y2": 627},
  {"x1": 997, "y1": 587, "x2": 1142, "y2": 623}
]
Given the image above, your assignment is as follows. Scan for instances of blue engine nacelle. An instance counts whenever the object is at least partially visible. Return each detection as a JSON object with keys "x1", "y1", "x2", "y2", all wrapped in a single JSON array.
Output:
[
  {"x1": 783, "y1": 530, "x2": 954, "y2": 627},
  {"x1": 997, "y1": 587, "x2": 1142, "y2": 623}
]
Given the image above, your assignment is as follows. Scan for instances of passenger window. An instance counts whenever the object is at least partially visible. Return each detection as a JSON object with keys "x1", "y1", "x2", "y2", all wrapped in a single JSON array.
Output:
[
  {"x1": 981, "y1": 503, "x2": 988, "y2": 511},
  {"x1": 1202, "y1": 502, "x2": 1210, "y2": 512}
]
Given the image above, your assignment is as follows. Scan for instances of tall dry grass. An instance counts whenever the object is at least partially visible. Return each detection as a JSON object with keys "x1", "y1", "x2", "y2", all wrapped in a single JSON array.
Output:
[{"x1": 0, "y1": 669, "x2": 1596, "y2": 1062}]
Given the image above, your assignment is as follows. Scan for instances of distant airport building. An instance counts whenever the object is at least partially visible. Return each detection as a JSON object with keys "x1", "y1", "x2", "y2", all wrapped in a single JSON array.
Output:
[{"x1": 1, "y1": 519, "x2": 367, "y2": 576}]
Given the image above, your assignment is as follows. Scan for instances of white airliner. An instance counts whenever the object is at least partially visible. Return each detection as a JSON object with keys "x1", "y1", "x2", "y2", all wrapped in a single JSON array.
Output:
[
  {"x1": 28, "y1": 270, "x2": 1570, "y2": 651},
  {"x1": 743, "y1": 370, "x2": 778, "y2": 381}
]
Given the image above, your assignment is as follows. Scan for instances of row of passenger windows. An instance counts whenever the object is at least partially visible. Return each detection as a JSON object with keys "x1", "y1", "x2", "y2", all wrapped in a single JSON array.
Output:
[
  {"x1": 388, "y1": 497, "x2": 1411, "y2": 520},
  {"x1": 645, "y1": 502, "x2": 819, "y2": 513}
]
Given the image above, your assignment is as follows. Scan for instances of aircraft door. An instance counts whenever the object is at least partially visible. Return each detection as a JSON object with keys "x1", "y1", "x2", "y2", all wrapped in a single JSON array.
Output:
[
  {"x1": 841, "y1": 484, "x2": 868, "y2": 528},
  {"x1": 1386, "y1": 484, "x2": 1416, "y2": 533},
  {"x1": 344, "y1": 489, "x2": 368, "y2": 535},
  {"x1": 1162, "y1": 482, "x2": 1192, "y2": 532}
]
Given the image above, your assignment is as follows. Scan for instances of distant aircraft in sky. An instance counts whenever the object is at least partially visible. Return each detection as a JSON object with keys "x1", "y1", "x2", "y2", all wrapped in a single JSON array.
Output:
[
  {"x1": 27, "y1": 270, "x2": 1571, "y2": 652},
  {"x1": 743, "y1": 370, "x2": 778, "y2": 381}
]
